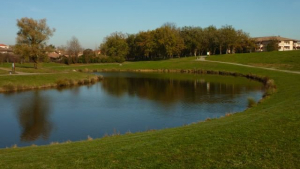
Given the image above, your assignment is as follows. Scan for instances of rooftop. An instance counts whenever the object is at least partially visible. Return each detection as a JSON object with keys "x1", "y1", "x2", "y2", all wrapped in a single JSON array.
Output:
[{"x1": 253, "y1": 36, "x2": 298, "y2": 42}]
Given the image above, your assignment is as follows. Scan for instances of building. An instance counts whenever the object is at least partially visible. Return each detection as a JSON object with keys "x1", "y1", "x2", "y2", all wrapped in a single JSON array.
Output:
[
  {"x1": 0, "y1": 44, "x2": 12, "y2": 54},
  {"x1": 295, "y1": 42, "x2": 300, "y2": 50},
  {"x1": 0, "y1": 44, "x2": 9, "y2": 49},
  {"x1": 254, "y1": 36, "x2": 299, "y2": 52},
  {"x1": 48, "y1": 51, "x2": 60, "y2": 61}
]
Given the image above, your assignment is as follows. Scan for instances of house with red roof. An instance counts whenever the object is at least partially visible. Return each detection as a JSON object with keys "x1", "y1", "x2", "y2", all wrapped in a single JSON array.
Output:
[{"x1": 0, "y1": 44, "x2": 9, "y2": 49}]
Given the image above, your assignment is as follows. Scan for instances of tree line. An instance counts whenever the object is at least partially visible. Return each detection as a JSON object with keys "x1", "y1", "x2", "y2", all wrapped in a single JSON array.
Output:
[
  {"x1": 12, "y1": 18, "x2": 257, "y2": 68},
  {"x1": 100, "y1": 23, "x2": 256, "y2": 61}
]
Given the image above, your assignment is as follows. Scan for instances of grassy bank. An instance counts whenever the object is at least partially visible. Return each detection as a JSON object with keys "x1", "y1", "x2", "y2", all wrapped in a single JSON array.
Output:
[
  {"x1": 0, "y1": 73, "x2": 101, "y2": 92},
  {"x1": 207, "y1": 50, "x2": 300, "y2": 71},
  {"x1": 0, "y1": 52, "x2": 300, "y2": 168}
]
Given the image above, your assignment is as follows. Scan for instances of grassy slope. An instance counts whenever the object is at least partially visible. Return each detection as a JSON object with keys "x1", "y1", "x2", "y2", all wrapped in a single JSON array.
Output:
[
  {"x1": 0, "y1": 69, "x2": 8, "y2": 75},
  {"x1": 0, "y1": 52, "x2": 300, "y2": 168},
  {"x1": 207, "y1": 50, "x2": 300, "y2": 71},
  {"x1": 0, "y1": 73, "x2": 96, "y2": 86}
]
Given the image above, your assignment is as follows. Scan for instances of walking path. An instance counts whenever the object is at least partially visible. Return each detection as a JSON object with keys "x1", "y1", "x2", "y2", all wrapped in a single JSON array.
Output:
[
  {"x1": 196, "y1": 57, "x2": 300, "y2": 75},
  {"x1": 0, "y1": 67, "x2": 59, "y2": 76},
  {"x1": 1, "y1": 59, "x2": 300, "y2": 76}
]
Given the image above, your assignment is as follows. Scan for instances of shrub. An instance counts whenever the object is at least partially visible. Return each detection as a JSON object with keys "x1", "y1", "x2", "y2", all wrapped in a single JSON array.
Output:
[
  {"x1": 77, "y1": 80, "x2": 84, "y2": 85},
  {"x1": 68, "y1": 79, "x2": 76, "y2": 86},
  {"x1": 98, "y1": 75, "x2": 104, "y2": 81},
  {"x1": 3, "y1": 83, "x2": 16, "y2": 91},
  {"x1": 83, "y1": 79, "x2": 90, "y2": 84},
  {"x1": 247, "y1": 97, "x2": 256, "y2": 108}
]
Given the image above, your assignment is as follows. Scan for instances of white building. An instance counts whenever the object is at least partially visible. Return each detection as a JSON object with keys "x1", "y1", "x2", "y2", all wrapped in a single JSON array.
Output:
[
  {"x1": 0, "y1": 44, "x2": 12, "y2": 54},
  {"x1": 254, "y1": 36, "x2": 299, "y2": 52},
  {"x1": 0, "y1": 44, "x2": 9, "y2": 49},
  {"x1": 295, "y1": 42, "x2": 300, "y2": 50}
]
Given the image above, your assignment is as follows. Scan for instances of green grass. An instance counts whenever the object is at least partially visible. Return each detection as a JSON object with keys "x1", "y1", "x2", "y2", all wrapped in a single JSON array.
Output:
[
  {"x1": 207, "y1": 50, "x2": 300, "y2": 71},
  {"x1": 0, "y1": 69, "x2": 9, "y2": 75},
  {"x1": 0, "y1": 73, "x2": 99, "y2": 92},
  {"x1": 0, "y1": 52, "x2": 300, "y2": 168}
]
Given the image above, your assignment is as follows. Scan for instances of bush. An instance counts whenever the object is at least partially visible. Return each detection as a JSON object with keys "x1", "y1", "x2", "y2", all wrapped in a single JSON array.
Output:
[
  {"x1": 56, "y1": 79, "x2": 70, "y2": 87},
  {"x1": 3, "y1": 83, "x2": 16, "y2": 91},
  {"x1": 247, "y1": 97, "x2": 256, "y2": 108}
]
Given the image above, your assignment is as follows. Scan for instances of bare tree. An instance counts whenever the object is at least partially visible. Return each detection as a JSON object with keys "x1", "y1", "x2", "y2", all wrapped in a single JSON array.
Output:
[{"x1": 66, "y1": 36, "x2": 82, "y2": 63}]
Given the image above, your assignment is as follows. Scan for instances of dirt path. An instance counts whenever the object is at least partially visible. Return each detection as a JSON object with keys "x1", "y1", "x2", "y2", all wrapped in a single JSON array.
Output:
[{"x1": 197, "y1": 58, "x2": 300, "y2": 75}]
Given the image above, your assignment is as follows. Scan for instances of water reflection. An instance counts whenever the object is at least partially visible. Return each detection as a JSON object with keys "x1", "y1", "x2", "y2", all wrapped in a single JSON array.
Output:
[
  {"x1": 0, "y1": 72, "x2": 264, "y2": 148},
  {"x1": 100, "y1": 75, "x2": 263, "y2": 105},
  {"x1": 16, "y1": 91, "x2": 52, "y2": 142}
]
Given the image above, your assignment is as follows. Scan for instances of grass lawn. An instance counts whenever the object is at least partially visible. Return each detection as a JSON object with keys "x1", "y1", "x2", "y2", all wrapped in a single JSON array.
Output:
[
  {"x1": 0, "y1": 52, "x2": 300, "y2": 168},
  {"x1": 0, "y1": 73, "x2": 100, "y2": 92},
  {"x1": 0, "y1": 69, "x2": 9, "y2": 75},
  {"x1": 207, "y1": 50, "x2": 300, "y2": 71}
]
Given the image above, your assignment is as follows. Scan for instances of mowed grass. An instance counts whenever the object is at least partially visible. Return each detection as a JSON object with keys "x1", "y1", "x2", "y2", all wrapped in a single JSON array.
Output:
[
  {"x1": 0, "y1": 69, "x2": 9, "y2": 75},
  {"x1": 207, "y1": 50, "x2": 300, "y2": 71},
  {"x1": 0, "y1": 72, "x2": 99, "y2": 92},
  {"x1": 0, "y1": 52, "x2": 300, "y2": 168}
]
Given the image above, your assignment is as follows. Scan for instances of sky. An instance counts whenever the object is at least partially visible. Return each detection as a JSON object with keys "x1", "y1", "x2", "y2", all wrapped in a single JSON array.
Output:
[{"x1": 1, "y1": 0, "x2": 299, "y2": 49}]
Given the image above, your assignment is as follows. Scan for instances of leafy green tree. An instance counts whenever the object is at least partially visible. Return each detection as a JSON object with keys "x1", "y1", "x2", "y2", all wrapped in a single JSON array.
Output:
[
  {"x1": 220, "y1": 25, "x2": 237, "y2": 54},
  {"x1": 180, "y1": 26, "x2": 205, "y2": 56},
  {"x1": 126, "y1": 34, "x2": 138, "y2": 60},
  {"x1": 100, "y1": 32, "x2": 129, "y2": 59},
  {"x1": 82, "y1": 49, "x2": 95, "y2": 63},
  {"x1": 135, "y1": 31, "x2": 156, "y2": 59},
  {"x1": 266, "y1": 38, "x2": 279, "y2": 51},
  {"x1": 154, "y1": 23, "x2": 184, "y2": 58},
  {"x1": 15, "y1": 17, "x2": 55, "y2": 68},
  {"x1": 204, "y1": 26, "x2": 218, "y2": 54}
]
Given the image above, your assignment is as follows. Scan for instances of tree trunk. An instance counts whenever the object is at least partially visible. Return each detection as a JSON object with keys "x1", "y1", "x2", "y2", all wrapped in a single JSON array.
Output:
[{"x1": 220, "y1": 45, "x2": 222, "y2": 55}]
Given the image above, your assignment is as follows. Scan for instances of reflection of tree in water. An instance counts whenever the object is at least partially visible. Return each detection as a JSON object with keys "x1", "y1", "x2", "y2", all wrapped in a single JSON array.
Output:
[
  {"x1": 17, "y1": 91, "x2": 52, "y2": 142},
  {"x1": 100, "y1": 77, "x2": 262, "y2": 105}
]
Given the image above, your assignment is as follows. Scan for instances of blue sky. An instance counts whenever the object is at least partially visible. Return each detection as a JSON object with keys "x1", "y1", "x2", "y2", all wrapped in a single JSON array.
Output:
[{"x1": 1, "y1": 0, "x2": 299, "y2": 49}]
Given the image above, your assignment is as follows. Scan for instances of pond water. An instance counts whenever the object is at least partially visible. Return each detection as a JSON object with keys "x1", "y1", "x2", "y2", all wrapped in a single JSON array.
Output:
[{"x1": 0, "y1": 72, "x2": 264, "y2": 148}]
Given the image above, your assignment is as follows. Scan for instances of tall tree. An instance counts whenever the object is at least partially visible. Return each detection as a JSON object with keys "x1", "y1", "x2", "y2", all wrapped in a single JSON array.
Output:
[
  {"x1": 204, "y1": 26, "x2": 218, "y2": 55},
  {"x1": 66, "y1": 36, "x2": 82, "y2": 63},
  {"x1": 135, "y1": 31, "x2": 156, "y2": 59},
  {"x1": 126, "y1": 34, "x2": 139, "y2": 60},
  {"x1": 266, "y1": 38, "x2": 279, "y2": 52},
  {"x1": 221, "y1": 25, "x2": 237, "y2": 54},
  {"x1": 100, "y1": 32, "x2": 129, "y2": 59},
  {"x1": 15, "y1": 17, "x2": 55, "y2": 68},
  {"x1": 82, "y1": 49, "x2": 95, "y2": 63},
  {"x1": 154, "y1": 23, "x2": 184, "y2": 58}
]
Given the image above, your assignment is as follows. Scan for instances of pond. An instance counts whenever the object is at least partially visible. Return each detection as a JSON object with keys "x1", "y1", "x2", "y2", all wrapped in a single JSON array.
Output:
[{"x1": 0, "y1": 72, "x2": 264, "y2": 148}]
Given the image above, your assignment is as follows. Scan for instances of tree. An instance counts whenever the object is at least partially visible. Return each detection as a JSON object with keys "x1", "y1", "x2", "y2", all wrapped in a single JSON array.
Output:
[
  {"x1": 204, "y1": 26, "x2": 218, "y2": 55},
  {"x1": 220, "y1": 25, "x2": 237, "y2": 54},
  {"x1": 126, "y1": 34, "x2": 139, "y2": 60},
  {"x1": 15, "y1": 17, "x2": 55, "y2": 69},
  {"x1": 266, "y1": 38, "x2": 279, "y2": 51},
  {"x1": 66, "y1": 36, "x2": 82, "y2": 63},
  {"x1": 135, "y1": 31, "x2": 156, "y2": 59},
  {"x1": 100, "y1": 32, "x2": 129, "y2": 59},
  {"x1": 82, "y1": 49, "x2": 95, "y2": 63},
  {"x1": 154, "y1": 23, "x2": 184, "y2": 58}
]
